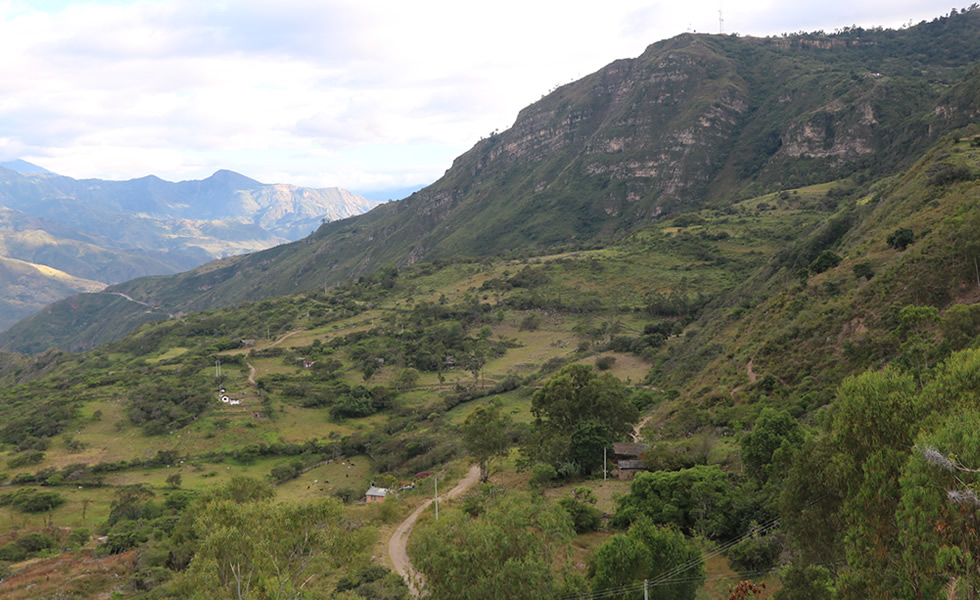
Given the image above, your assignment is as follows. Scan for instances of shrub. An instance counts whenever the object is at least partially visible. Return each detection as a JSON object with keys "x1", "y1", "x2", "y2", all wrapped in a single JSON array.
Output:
[
  {"x1": 808, "y1": 250, "x2": 842, "y2": 274},
  {"x1": 727, "y1": 534, "x2": 781, "y2": 575},
  {"x1": 519, "y1": 313, "x2": 543, "y2": 331},
  {"x1": 7, "y1": 451, "x2": 45, "y2": 468},
  {"x1": 16, "y1": 533, "x2": 54, "y2": 553},
  {"x1": 528, "y1": 464, "x2": 557, "y2": 489},
  {"x1": 0, "y1": 543, "x2": 27, "y2": 562},
  {"x1": 852, "y1": 261, "x2": 875, "y2": 280},
  {"x1": 1, "y1": 489, "x2": 65, "y2": 513},
  {"x1": 886, "y1": 227, "x2": 915, "y2": 250},
  {"x1": 926, "y1": 162, "x2": 973, "y2": 186},
  {"x1": 595, "y1": 355, "x2": 617, "y2": 371}
]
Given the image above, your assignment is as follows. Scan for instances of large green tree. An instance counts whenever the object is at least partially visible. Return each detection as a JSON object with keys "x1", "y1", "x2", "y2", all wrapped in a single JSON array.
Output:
[
  {"x1": 523, "y1": 364, "x2": 638, "y2": 475},
  {"x1": 897, "y1": 410, "x2": 980, "y2": 598},
  {"x1": 409, "y1": 493, "x2": 581, "y2": 600},
  {"x1": 171, "y1": 497, "x2": 369, "y2": 600},
  {"x1": 740, "y1": 407, "x2": 805, "y2": 483},
  {"x1": 613, "y1": 464, "x2": 736, "y2": 539},
  {"x1": 591, "y1": 515, "x2": 704, "y2": 600},
  {"x1": 462, "y1": 401, "x2": 513, "y2": 483}
]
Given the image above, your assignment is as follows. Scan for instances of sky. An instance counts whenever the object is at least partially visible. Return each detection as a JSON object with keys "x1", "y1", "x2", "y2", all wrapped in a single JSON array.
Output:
[{"x1": 0, "y1": 0, "x2": 968, "y2": 195}]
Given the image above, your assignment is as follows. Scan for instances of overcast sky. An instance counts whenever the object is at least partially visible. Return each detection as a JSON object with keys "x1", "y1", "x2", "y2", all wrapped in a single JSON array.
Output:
[{"x1": 0, "y1": 0, "x2": 967, "y2": 194}]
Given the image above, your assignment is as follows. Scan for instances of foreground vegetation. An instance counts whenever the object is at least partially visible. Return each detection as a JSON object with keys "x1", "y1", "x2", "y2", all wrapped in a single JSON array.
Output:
[{"x1": 1, "y1": 13, "x2": 980, "y2": 598}]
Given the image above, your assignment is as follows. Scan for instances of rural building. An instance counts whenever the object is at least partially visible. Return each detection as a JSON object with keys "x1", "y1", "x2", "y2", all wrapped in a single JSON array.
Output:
[
  {"x1": 365, "y1": 486, "x2": 390, "y2": 503},
  {"x1": 611, "y1": 442, "x2": 649, "y2": 479}
]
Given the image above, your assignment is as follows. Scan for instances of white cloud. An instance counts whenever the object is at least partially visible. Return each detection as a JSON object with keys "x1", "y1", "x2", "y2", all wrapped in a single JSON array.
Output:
[{"x1": 0, "y1": 0, "x2": 967, "y2": 190}]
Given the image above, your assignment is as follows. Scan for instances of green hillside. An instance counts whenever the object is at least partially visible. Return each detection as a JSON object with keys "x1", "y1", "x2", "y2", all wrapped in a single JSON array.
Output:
[
  {"x1": 0, "y1": 128, "x2": 978, "y2": 597},
  {"x1": 6, "y1": 9, "x2": 980, "y2": 354},
  {"x1": 1, "y1": 9, "x2": 980, "y2": 600}
]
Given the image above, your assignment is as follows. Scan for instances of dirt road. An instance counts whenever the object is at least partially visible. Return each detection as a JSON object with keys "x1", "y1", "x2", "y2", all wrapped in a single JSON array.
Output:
[{"x1": 388, "y1": 464, "x2": 481, "y2": 597}]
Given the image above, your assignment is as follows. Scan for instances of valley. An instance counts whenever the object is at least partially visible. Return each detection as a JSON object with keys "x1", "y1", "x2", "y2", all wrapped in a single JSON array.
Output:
[
  {"x1": 0, "y1": 166, "x2": 381, "y2": 331},
  {"x1": 1, "y1": 9, "x2": 980, "y2": 599}
]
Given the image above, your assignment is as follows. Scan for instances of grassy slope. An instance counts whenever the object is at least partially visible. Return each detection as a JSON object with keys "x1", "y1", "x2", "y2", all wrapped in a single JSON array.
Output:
[{"x1": 6, "y1": 12, "x2": 980, "y2": 355}]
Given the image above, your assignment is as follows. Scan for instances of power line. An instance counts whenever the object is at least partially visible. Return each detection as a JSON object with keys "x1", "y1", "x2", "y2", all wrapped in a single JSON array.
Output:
[{"x1": 560, "y1": 515, "x2": 783, "y2": 600}]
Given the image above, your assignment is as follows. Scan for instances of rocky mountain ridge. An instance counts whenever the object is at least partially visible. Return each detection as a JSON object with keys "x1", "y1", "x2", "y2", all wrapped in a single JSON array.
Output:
[
  {"x1": 3, "y1": 8, "x2": 980, "y2": 351},
  {"x1": 0, "y1": 166, "x2": 380, "y2": 331}
]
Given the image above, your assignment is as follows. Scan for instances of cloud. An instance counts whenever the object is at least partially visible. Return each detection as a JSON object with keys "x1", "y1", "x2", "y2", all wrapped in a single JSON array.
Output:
[{"x1": 0, "y1": 0, "x2": 966, "y2": 188}]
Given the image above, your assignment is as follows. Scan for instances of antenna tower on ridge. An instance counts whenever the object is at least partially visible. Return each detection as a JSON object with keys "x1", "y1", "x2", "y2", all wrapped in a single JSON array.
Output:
[{"x1": 719, "y1": 3, "x2": 725, "y2": 34}]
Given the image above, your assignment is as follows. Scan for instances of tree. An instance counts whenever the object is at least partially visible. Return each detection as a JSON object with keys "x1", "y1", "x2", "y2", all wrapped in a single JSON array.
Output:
[
  {"x1": 559, "y1": 487, "x2": 602, "y2": 533},
  {"x1": 172, "y1": 498, "x2": 367, "y2": 600},
  {"x1": 808, "y1": 250, "x2": 842, "y2": 274},
  {"x1": 613, "y1": 465, "x2": 736, "y2": 539},
  {"x1": 523, "y1": 364, "x2": 638, "y2": 475},
  {"x1": 462, "y1": 401, "x2": 513, "y2": 483},
  {"x1": 393, "y1": 368, "x2": 419, "y2": 390},
  {"x1": 739, "y1": 408, "x2": 805, "y2": 483},
  {"x1": 894, "y1": 304, "x2": 941, "y2": 385},
  {"x1": 410, "y1": 493, "x2": 580, "y2": 600},
  {"x1": 829, "y1": 368, "x2": 920, "y2": 597},
  {"x1": 772, "y1": 564, "x2": 833, "y2": 600},
  {"x1": 166, "y1": 473, "x2": 183, "y2": 489},
  {"x1": 941, "y1": 302, "x2": 980, "y2": 351},
  {"x1": 590, "y1": 534, "x2": 651, "y2": 598},
  {"x1": 886, "y1": 227, "x2": 915, "y2": 250},
  {"x1": 591, "y1": 515, "x2": 704, "y2": 600},
  {"x1": 107, "y1": 484, "x2": 156, "y2": 525},
  {"x1": 896, "y1": 411, "x2": 980, "y2": 598},
  {"x1": 851, "y1": 261, "x2": 875, "y2": 280}
]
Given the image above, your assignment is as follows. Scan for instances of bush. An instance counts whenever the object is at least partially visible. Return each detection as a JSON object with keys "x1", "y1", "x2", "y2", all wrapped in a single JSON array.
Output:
[
  {"x1": 558, "y1": 488, "x2": 602, "y2": 533},
  {"x1": 16, "y1": 533, "x2": 54, "y2": 553},
  {"x1": 926, "y1": 162, "x2": 973, "y2": 186},
  {"x1": 332, "y1": 486, "x2": 358, "y2": 504},
  {"x1": 1, "y1": 489, "x2": 65, "y2": 513},
  {"x1": 68, "y1": 528, "x2": 91, "y2": 547},
  {"x1": 595, "y1": 355, "x2": 617, "y2": 371},
  {"x1": 0, "y1": 543, "x2": 27, "y2": 562},
  {"x1": 102, "y1": 520, "x2": 151, "y2": 555},
  {"x1": 7, "y1": 451, "x2": 45, "y2": 468},
  {"x1": 519, "y1": 313, "x2": 543, "y2": 331},
  {"x1": 852, "y1": 261, "x2": 875, "y2": 280},
  {"x1": 726, "y1": 534, "x2": 781, "y2": 575},
  {"x1": 528, "y1": 464, "x2": 557, "y2": 489},
  {"x1": 886, "y1": 227, "x2": 915, "y2": 250},
  {"x1": 808, "y1": 250, "x2": 842, "y2": 274}
]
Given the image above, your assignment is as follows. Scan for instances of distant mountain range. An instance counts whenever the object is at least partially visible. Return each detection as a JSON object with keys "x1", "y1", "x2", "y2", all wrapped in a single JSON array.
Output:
[
  {"x1": 3, "y1": 8, "x2": 980, "y2": 352},
  {"x1": 0, "y1": 165, "x2": 381, "y2": 331}
]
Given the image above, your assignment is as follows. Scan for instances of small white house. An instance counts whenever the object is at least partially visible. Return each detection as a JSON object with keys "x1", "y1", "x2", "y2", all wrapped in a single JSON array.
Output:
[
  {"x1": 229, "y1": 399, "x2": 242, "y2": 406},
  {"x1": 365, "y1": 486, "x2": 390, "y2": 503},
  {"x1": 220, "y1": 396, "x2": 230, "y2": 403}
]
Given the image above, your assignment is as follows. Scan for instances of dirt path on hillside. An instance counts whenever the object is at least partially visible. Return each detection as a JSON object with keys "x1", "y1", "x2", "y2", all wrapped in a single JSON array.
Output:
[
  {"x1": 389, "y1": 464, "x2": 481, "y2": 597},
  {"x1": 247, "y1": 362, "x2": 257, "y2": 386},
  {"x1": 105, "y1": 291, "x2": 174, "y2": 318},
  {"x1": 271, "y1": 330, "x2": 301, "y2": 347},
  {"x1": 746, "y1": 359, "x2": 758, "y2": 384},
  {"x1": 632, "y1": 414, "x2": 652, "y2": 442}
]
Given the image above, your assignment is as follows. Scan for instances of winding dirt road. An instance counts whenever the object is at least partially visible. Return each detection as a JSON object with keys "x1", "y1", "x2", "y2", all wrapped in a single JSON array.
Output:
[{"x1": 388, "y1": 464, "x2": 481, "y2": 597}]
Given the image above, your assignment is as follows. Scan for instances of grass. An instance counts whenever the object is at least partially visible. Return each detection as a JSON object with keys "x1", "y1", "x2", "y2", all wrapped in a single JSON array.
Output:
[
  {"x1": 543, "y1": 476, "x2": 632, "y2": 515},
  {"x1": 274, "y1": 456, "x2": 373, "y2": 503}
]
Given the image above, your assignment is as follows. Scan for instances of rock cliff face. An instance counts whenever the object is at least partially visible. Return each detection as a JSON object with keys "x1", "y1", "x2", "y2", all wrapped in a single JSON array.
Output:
[{"x1": 6, "y1": 9, "x2": 980, "y2": 351}]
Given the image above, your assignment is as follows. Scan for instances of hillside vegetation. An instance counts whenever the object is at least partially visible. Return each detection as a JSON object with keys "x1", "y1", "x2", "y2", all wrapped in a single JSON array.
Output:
[
  {"x1": 0, "y1": 168, "x2": 379, "y2": 331},
  {"x1": 6, "y1": 7, "x2": 980, "y2": 353},
  {"x1": 1, "y1": 9, "x2": 980, "y2": 600}
]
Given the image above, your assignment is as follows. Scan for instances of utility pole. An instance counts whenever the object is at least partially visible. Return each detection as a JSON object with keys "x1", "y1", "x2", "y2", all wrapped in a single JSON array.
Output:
[
  {"x1": 215, "y1": 359, "x2": 221, "y2": 378},
  {"x1": 434, "y1": 476, "x2": 439, "y2": 520},
  {"x1": 603, "y1": 447, "x2": 607, "y2": 481},
  {"x1": 644, "y1": 579, "x2": 649, "y2": 600}
]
